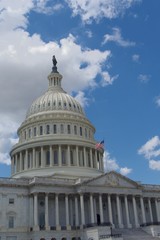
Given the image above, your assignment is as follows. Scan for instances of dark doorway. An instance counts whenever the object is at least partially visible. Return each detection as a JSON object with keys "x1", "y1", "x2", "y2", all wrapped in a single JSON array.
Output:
[{"x1": 97, "y1": 214, "x2": 101, "y2": 225}]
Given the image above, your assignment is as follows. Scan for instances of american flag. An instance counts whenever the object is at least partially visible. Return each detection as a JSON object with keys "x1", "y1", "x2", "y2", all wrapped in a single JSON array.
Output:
[{"x1": 95, "y1": 140, "x2": 104, "y2": 150}]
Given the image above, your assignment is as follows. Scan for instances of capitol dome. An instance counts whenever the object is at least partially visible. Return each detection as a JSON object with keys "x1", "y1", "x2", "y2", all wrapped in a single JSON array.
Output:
[{"x1": 10, "y1": 56, "x2": 104, "y2": 179}]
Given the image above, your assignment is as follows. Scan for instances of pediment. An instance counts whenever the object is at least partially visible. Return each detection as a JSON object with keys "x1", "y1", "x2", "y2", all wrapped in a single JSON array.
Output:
[{"x1": 85, "y1": 171, "x2": 140, "y2": 189}]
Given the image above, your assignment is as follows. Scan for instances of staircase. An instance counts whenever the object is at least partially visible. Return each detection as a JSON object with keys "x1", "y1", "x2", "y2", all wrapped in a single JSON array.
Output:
[{"x1": 112, "y1": 228, "x2": 160, "y2": 240}]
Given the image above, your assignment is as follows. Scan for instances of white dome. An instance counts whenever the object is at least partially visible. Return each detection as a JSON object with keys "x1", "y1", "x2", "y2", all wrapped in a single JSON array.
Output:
[{"x1": 26, "y1": 89, "x2": 85, "y2": 119}]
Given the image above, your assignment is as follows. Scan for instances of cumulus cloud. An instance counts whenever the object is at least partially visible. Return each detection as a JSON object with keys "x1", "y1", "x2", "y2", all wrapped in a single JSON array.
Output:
[
  {"x1": 66, "y1": 0, "x2": 140, "y2": 23},
  {"x1": 103, "y1": 150, "x2": 132, "y2": 176},
  {"x1": 75, "y1": 91, "x2": 89, "y2": 108},
  {"x1": 101, "y1": 72, "x2": 118, "y2": 86},
  {"x1": 132, "y1": 54, "x2": 140, "y2": 62},
  {"x1": 103, "y1": 27, "x2": 135, "y2": 47},
  {"x1": 155, "y1": 96, "x2": 160, "y2": 107},
  {"x1": 138, "y1": 74, "x2": 151, "y2": 83},
  {"x1": 138, "y1": 136, "x2": 160, "y2": 171},
  {"x1": 33, "y1": 0, "x2": 64, "y2": 14}
]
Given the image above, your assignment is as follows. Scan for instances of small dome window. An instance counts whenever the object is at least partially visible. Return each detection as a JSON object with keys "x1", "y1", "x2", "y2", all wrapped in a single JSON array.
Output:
[
  {"x1": 48, "y1": 101, "x2": 50, "y2": 106},
  {"x1": 59, "y1": 101, "x2": 61, "y2": 106},
  {"x1": 69, "y1": 103, "x2": 71, "y2": 107},
  {"x1": 53, "y1": 101, "x2": 56, "y2": 106}
]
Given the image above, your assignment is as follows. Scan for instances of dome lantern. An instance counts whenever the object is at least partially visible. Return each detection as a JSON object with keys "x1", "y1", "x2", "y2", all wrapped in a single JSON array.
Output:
[{"x1": 48, "y1": 55, "x2": 63, "y2": 91}]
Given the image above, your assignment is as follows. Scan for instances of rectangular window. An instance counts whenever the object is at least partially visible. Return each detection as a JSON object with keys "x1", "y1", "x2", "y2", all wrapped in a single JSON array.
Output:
[
  {"x1": 46, "y1": 125, "x2": 50, "y2": 134},
  {"x1": 67, "y1": 125, "x2": 71, "y2": 134},
  {"x1": 8, "y1": 216, "x2": 14, "y2": 228},
  {"x1": 74, "y1": 126, "x2": 77, "y2": 135},
  {"x1": 29, "y1": 129, "x2": 31, "y2": 138},
  {"x1": 40, "y1": 126, "x2": 43, "y2": 135},
  {"x1": 80, "y1": 127, "x2": 82, "y2": 136},
  {"x1": 53, "y1": 150, "x2": 58, "y2": 165},
  {"x1": 9, "y1": 198, "x2": 14, "y2": 204},
  {"x1": 34, "y1": 127, "x2": 36, "y2": 136},
  {"x1": 62, "y1": 150, "x2": 66, "y2": 165},
  {"x1": 46, "y1": 151, "x2": 50, "y2": 165},
  {"x1": 53, "y1": 124, "x2": 57, "y2": 134}
]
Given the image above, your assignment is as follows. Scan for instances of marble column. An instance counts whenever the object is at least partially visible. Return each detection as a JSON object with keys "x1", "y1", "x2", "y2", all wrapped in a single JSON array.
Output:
[
  {"x1": 155, "y1": 198, "x2": 160, "y2": 222},
  {"x1": 83, "y1": 147, "x2": 87, "y2": 167},
  {"x1": 124, "y1": 195, "x2": 132, "y2": 228},
  {"x1": 76, "y1": 146, "x2": 79, "y2": 167},
  {"x1": 75, "y1": 196, "x2": 79, "y2": 226},
  {"x1": 41, "y1": 147, "x2": 44, "y2": 167},
  {"x1": 132, "y1": 196, "x2": 139, "y2": 227},
  {"x1": 90, "y1": 194, "x2": 94, "y2": 224},
  {"x1": 33, "y1": 193, "x2": 39, "y2": 231},
  {"x1": 116, "y1": 195, "x2": 123, "y2": 228},
  {"x1": 50, "y1": 145, "x2": 53, "y2": 167},
  {"x1": 55, "y1": 194, "x2": 61, "y2": 230},
  {"x1": 32, "y1": 148, "x2": 36, "y2": 169},
  {"x1": 140, "y1": 196, "x2": 146, "y2": 224},
  {"x1": 15, "y1": 154, "x2": 18, "y2": 172},
  {"x1": 20, "y1": 152, "x2": 22, "y2": 172},
  {"x1": 25, "y1": 150, "x2": 28, "y2": 170},
  {"x1": 67, "y1": 146, "x2": 71, "y2": 166},
  {"x1": 58, "y1": 145, "x2": 62, "y2": 166},
  {"x1": 65, "y1": 194, "x2": 71, "y2": 229},
  {"x1": 108, "y1": 194, "x2": 114, "y2": 227},
  {"x1": 45, "y1": 193, "x2": 50, "y2": 230},
  {"x1": 148, "y1": 198, "x2": 153, "y2": 223},
  {"x1": 80, "y1": 193, "x2": 85, "y2": 227},
  {"x1": 99, "y1": 194, "x2": 104, "y2": 224},
  {"x1": 90, "y1": 149, "x2": 93, "y2": 168}
]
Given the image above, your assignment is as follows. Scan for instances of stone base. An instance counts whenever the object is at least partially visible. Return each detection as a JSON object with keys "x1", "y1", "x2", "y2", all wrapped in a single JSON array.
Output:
[
  {"x1": 45, "y1": 225, "x2": 50, "y2": 231},
  {"x1": 66, "y1": 225, "x2": 71, "y2": 230},
  {"x1": 118, "y1": 224, "x2": 124, "y2": 229},
  {"x1": 127, "y1": 223, "x2": 132, "y2": 228},
  {"x1": 56, "y1": 225, "x2": 61, "y2": 231},
  {"x1": 33, "y1": 225, "x2": 39, "y2": 231}
]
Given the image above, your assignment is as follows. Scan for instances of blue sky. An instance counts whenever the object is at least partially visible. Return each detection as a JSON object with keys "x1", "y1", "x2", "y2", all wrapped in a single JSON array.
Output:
[{"x1": 0, "y1": 0, "x2": 160, "y2": 184}]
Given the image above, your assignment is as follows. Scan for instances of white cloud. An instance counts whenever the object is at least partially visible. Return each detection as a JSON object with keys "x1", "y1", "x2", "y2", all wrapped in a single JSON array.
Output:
[
  {"x1": 103, "y1": 27, "x2": 135, "y2": 47},
  {"x1": 149, "y1": 160, "x2": 160, "y2": 171},
  {"x1": 75, "y1": 91, "x2": 89, "y2": 108},
  {"x1": 101, "y1": 72, "x2": 118, "y2": 86},
  {"x1": 33, "y1": 0, "x2": 63, "y2": 14},
  {"x1": 138, "y1": 136, "x2": 160, "y2": 171},
  {"x1": 66, "y1": 0, "x2": 141, "y2": 23},
  {"x1": 132, "y1": 54, "x2": 140, "y2": 62},
  {"x1": 85, "y1": 30, "x2": 93, "y2": 38},
  {"x1": 138, "y1": 74, "x2": 151, "y2": 83},
  {"x1": 103, "y1": 151, "x2": 132, "y2": 176},
  {"x1": 155, "y1": 96, "x2": 160, "y2": 107}
]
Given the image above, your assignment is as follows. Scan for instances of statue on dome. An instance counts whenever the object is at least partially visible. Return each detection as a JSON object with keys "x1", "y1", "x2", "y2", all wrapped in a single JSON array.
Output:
[{"x1": 52, "y1": 55, "x2": 57, "y2": 67}]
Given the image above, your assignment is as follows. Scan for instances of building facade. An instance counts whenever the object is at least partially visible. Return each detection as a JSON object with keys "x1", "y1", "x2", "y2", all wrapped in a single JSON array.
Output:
[{"x1": 0, "y1": 56, "x2": 160, "y2": 240}]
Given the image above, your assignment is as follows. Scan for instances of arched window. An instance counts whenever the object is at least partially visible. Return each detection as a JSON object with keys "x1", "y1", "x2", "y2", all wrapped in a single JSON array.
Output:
[
  {"x1": 61, "y1": 238, "x2": 67, "y2": 240},
  {"x1": 34, "y1": 127, "x2": 37, "y2": 136},
  {"x1": 40, "y1": 238, "x2": 45, "y2": 240},
  {"x1": 51, "y1": 238, "x2": 56, "y2": 240}
]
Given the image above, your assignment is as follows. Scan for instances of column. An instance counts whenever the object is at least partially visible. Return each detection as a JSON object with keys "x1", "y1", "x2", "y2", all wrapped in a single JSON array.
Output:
[
  {"x1": 155, "y1": 198, "x2": 160, "y2": 222},
  {"x1": 32, "y1": 148, "x2": 36, "y2": 168},
  {"x1": 20, "y1": 152, "x2": 22, "y2": 171},
  {"x1": 83, "y1": 147, "x2": 87, "y2": 167},
  {"x1": 80, "y1": 193, "x2": 85, "y2": 228},
  {"x1": 148, "y1": 198, "x2": 153, "y2": 223},
  {"x1": 25, "y1": 150, "x2": 28, "y2": 170},
  {"x1": 90, "y1": 149, "x2": 93, "y2": 168},
  {"x1": 58, "y1": 145, "x2": 62, "y2": 166},
  {"x1": 55, "y1": 194, "x2": 61, "y2": 230},
  {"x1": 99, "y1": 194, "x2": 104, "y2": 224},
  {"x1": 45, "y1": 193, "x2": 50, "y2": 230},
  {"x1": 140, "y1": 196, "x2": 146, "y2": 224},
  {"x1": 90, "y1": 194, "x2": 94, "y2": 224},
  {"x1": 116, "y1": 195, "x2": 123, "y2": 228},
  {"x1": 41, "y1": 147, "x2": 45, "y2": 167},
  {"x1": 76, "y1": 146, "x2": 79, "y2": 166},
  {"x1": 108, "y1": 194, "x2": 114, "y2": 227},
  {"x1": 95, "y1": 151, "x2": 98, "y2": 169},
  {"x1": 15, "y1": 154, "x2": 18, "y2": 172},
  {"x1": 75, "y1": 195, "x2": 79, "y2": 226},
  {"x1": 50, "y1": 145, "x2": 53, "y2": 167},
  {"x1": 124, "y1": 195, "x2": 132, "y2": 228},
  {"x1": 132, "y1": 196, "x2": 139, "y2": 227},
  {"x1": 67, "y1": 145, "x2": 71, "y2": 166},
  {"x1": 65, "y1": 194, "x2": 71, "y2": 229},
  {"x1": 33, "y1": 193, "x2": 39, "y2": 231}
]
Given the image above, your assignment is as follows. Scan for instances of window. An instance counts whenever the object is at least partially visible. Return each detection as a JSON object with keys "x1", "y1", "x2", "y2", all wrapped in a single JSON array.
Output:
[
  {"x1": 80, "y1": 127, "x2": 82, "y2": 136},
  {"x1": 24, "y1": 131, "x2": 26, "y2": 140},
  {"x1": 53, "y1": 150, "x2": 58, "y2": 165},
  {"x1": 62, "y1": 150, "x2": 66, "y2": 165},
  {"x1": 46, "y1": 125, "x2": 50, "y2": 134},
  {"x1": 60, "y1": 124, "x2": 64, "y2": 134},
  {"x1": 40, "y1": 126, "x2": 43, "y2": 135},
  {"x1": 67, "y1": 125, "x2": 71, "y2": 134},
  {"x1": 46, "y1": 151, "x2": 50, "y2": 166},
  {"x1": 38, "y1": 152, "x2": 41, "y2": 167},
  {"x1": 9, "y1": 198, "x2": 14, "y2": 204},
  {"x1": 53, "y1": 124, "x2": 57, "y2": 134},
  {"x1": 74, "y1": 125, "x2": 77, "y2": 135},
  {"x1": 8, "y1": 216, "x2": 14, "y2": 228},
  {"x1": 34, "y1": 127, "x2": 37, "y2": 136},
  {"x1": 85, "y1": 128, "x2": 87, "y2": 138},
  {"x1": 29, "y1": 129, "x2": 31, "y2": 138},
  {"x1": 70, "y1": 150, "x2": 74, "y2": 165}
]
